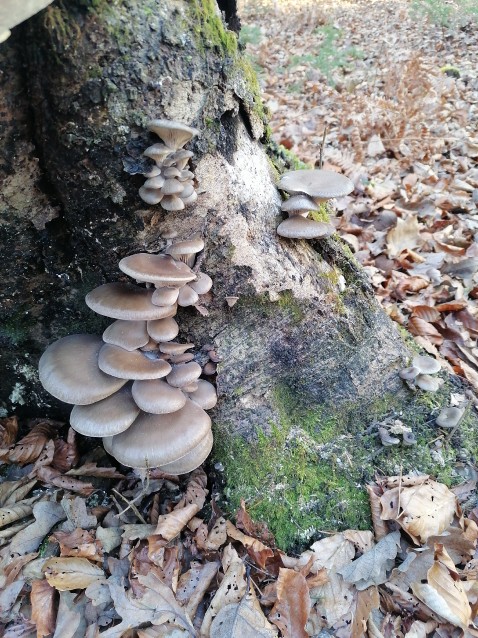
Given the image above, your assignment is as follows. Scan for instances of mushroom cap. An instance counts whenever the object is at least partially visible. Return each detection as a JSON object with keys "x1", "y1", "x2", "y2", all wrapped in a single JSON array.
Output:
[
  {"x1": 139, "y1": 186, "x2": 162, "y2": 205},
  {"x1": 98, "y1": 344, "x2": 172, "y2": 380},
  {"x1": 86, "y1": 283, "x2": 177, "y2": 321},
  {"x1": 278, "y1": 169, "x2": 354, "y2": 199},
  {"x1": 70, "y1": 384, "x2": 140, "y2": 437},
  {"x1": 399, "y1": 366, "x2": 419, "y2": 380},
  {"x1": 277, "y1": 216, "x2": 334, "y2": 239},
  {"x1": 103, "y1": 320, "x2": 149, "y2": 352},
  {"x1": 412, "y1": 356, "x2": 441, "y2": 375},
  {"x1": 119, "y1": 254, "x2": 195, "y2": 286},
  {"x1": 144, "y1": 175, "x2": 165, "y2": 189},
  {"x1": 178, "y1": 285, "x2": 199, "y2": 307},
  {"x1": 415, "y1": 374, "x2": 442, "y2": 392},
  {"x1": 163, "y1": 167, "x2": 182, "y2": 178},
  {"x1": 436, "y1": 407, "x2": 464, "y2": 428},
  {"x1": 166, "y1": 361, "x2": 202, "y2": 388},
  {"x1": 132, "y1": 379, "x2": 187, "y2": 414},
  {"x1": 151, "y1": 287, "x2": 180, "y2": 307},
  {"x1": 147, "y1": 119, "x2": 199, "y2": 150},
  {"x1": 189, "y1": 272, "x2": 213, "y2": 295},
  {"x1": 281, "y1": 194, "x2": 321, "y2": 213},
  {"x1": 147, "y1": 317, "x2": 180, "y2": 342},
  {"x1": 164, "y1": 237, "x2": 204, "y2": 257},
  {"x1": 187, "y1": 379, "x2": 217, "y2": 410},
  {"x1": 143, "y1": 143, "x2": 171, "y2": 162},
  {"x1": 161, "y1": 195, "x2": 185, "y2": 211},
  {"x1": 159, "y1": 342, "x2": 194, "y2": 355},
  {"x1": 102, "y1": 399, "x2": 211, "y2": 469},
  {"x1": 181, "y1": 191, "x2": 198, "y2": 206},
  {"x1": 162, "y1": 178, "x2": 184, "y2": 196},
  {"x1": 179, "y1": 183, "x2": 195, "y2": 199},
  {"x1": 157, "y1": 430, "x2": 213, "y2": 475},
  {"x1": 39, "y1": 335, "x2": 127, "y2": 405}
]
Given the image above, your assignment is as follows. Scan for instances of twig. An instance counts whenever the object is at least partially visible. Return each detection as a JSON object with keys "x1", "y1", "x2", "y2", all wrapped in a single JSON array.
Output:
[
  {"x1": 318, "y1": 126, "x2": 328, "y2": 169},
  {"x1": 113, "y1": 489, "x2": 147, "y2": 524}
]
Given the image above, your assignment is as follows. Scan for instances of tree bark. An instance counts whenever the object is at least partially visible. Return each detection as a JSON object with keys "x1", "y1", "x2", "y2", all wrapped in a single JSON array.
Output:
[{"x1": 1, "y1": 0, "x2": 474, "y2": 548}]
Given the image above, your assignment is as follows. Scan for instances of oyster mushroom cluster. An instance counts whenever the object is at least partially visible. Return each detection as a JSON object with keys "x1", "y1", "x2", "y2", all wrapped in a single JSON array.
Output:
[
  {"x1": 38, "y1": 239, "x2": 216, "y2": 474},
  {"x1": 139, "y1": 119, "x2": 199, "y2": 212},
  {"x1": 277, "y1": 169, "x2": 354, "y2": 239},
  {"x1": 399, "y1": 355, "x2": 443, "y2": 392}
]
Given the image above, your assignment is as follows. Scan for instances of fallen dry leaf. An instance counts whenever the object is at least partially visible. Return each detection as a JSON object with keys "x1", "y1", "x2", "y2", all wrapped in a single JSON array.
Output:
[
  {"x1": 31, "y1": 579, "x2": 56, "y2": 637},
  {"x1": 211, "y1": 589, "x2": 278, "y2": 637},
  {"x1": 338, "y1": 531, "x2": 401, "y2": 590},
  {"x1": 0, "y1": 415, "x2": 18, "y2": 448},
  {"x1": 35, "y1": 466, "x2": 95, "y2": 495},
  {"x1": 7, "y1": 421, "x2": 57, "y2": 465},
  {"x1": 176, "y1": 561, "x2": 219, "y2": 620},
  {"x1": 350, "y1": 586, "x2": 380, "y2": 638},
  {"x1": 43, "y1": 557, "x2": 105, "y2": 591},
  {"x1": 9, "y1": 501, "x2": 66, "y2": 555},
  {"x1": 269, "y1": 568, "x2": 310, "y2": 638},
  {"x1": 387, "y1": 216, "x2": 421, "y2": 258}
]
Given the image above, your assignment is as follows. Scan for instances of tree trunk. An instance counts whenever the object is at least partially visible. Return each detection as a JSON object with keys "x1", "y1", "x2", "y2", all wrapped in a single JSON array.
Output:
[{"x1": 1, "y1": 0, "x2": 475, "y2": 548}]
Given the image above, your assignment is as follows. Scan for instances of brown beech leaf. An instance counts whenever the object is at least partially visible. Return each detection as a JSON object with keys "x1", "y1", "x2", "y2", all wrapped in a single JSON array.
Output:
[
  {"x1": 52, "y1": 428, "x2": 79, "y2": 473},
  {"x1": 35, "y1": 466, "x2": 94, "y2": 495},
  {"x1": 350, "y1": 586, "x2": 380, "y2": 638},
  {"x1": 407, "y1": 316, "x2": 443, "y2": 345},
  {"x1": 9, "y1": 501, "x2": 66, "y2": 555},
  {"x1": 6, "y1": 421, "x2": 57, "y2": 465},
  {"x1": 0, "y1": 498, "x2": 37, "y2": 529},
  {"x1": 435, "y1": 300, "x2": 469, "y2": 312},
  {"x1": 386, "y1": 215, "x2": 421, "y2": 258},
  {"x1": 412, "y1": 544, "x2": 472, "y2": 630},
  {"x1": 0, "y1": 552, "x2": 38, "y2": 588},
  {"x1": 269, "y1": 568, "x2": 310, "y2": 638},
  {"x1": 367, "y1": 484, "x2": 389, "y2": 541},
  {"x1": 0, "y1": 478, "x2": 36, "y2": 507},
  {"x1": 0, "y1": 416, "x2": 18, "y2": 448},
  {"x1": 343, "y1": 530, "x2": 375, "y2": 553},
  {"x1": 52, "y1": 590, "x2": 88, "y2": 638},
  {"x1": 52, "y1": 528, "x2": 102, "y2": 561},
  {"x1": 61, "y1": 496, "x2": 97, "y2": 530},
  {"x1": 411, "y1": 305, "x2": 441, "y2": 323},
  {"x1": 43, "y1": 557, "x2": 105, "y2": 591},
  {"x1": 176, "y1": 561, "x2": 219, "y2": 620},
  {"x1": 380, "y1": 480, "x2": 457, "y2": 544},
  {"x1": 154, "y1": 503, "x2": 200, "y2": 540},
  {"x1": 176, "y1": 468, "x2": 208, "y2": 509},
  {"x1": 31, "y1": 579, "x2": 56, "y2": 637},
  {"x1": 210, "y1": 589, "x2": 278, "y2": 638},
  {"x1": 66, "y1": 462, "x2": 125, "y2": 479},
  {"x1": 226, "y1": 520, "x2": 274, "y2": 568},
  {"x1": 236, "y1": 499, "x2": 275, "y2": 547}
]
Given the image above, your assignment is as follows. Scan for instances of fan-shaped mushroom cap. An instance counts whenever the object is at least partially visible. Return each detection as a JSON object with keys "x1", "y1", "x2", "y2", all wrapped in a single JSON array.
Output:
[
  {"x1": 416, "y1": 374, "x2": 442, "y2": 392},
  {"x1": 165, "y1": 237, "x2": 204, "y2": 259},
  {"x1": 277, "y1": 216, "x2": 334, "y2": 239},
  {"x1": 119, "y1": 254, "x2": 195, "y2": 286},
  {"x1": 132, "y1": 379, "x2": 187, "y2": 414},
  {"x1": 143, "y1": 143, "x2": 171, "y2": 163},
  {"x1": 170, "y1": 353, "x2": 195, "y2": 364},
  {"x1": 162, "y1": 178, "x2": 184, "y2": 196},
  {"x1": 166, "y1": 361, "x2": 202, "y2": 388},
  {"x1": 102, "y1": 399, "x2": 211, "y2": 469},
  {"x1": 178, "y1": 285, "x2": 199, "y2": 307},
  {"x1": 179, "y1": 183, "x2": 195, "y2": 199},
  {"x1": 189, "y1": 272, "x2": 212, "y2": 295},
  {"x1": 147, "y1": 119, "x2": 199, "y2": 150},
  {"x1": 169, "y1": 150, "x2": 194, "y2": 170},
  {"x1": 181, "y1": 191, "x2": 198, "y2": 206},
  {"x1": 159, "y1": 342, "x2": 194, "y2": 355},
  {"x1": 187, "y1": 379, "x2": 217, "y2": 410},
  {"x1": 39, "y1": 335, "x2": 127, "y2": 405},
  {"x1": 399, "y1": 366, "x2": 419, "y2": 380},
  {"x1": 98, "y1": 344, "x2": 172, "y2": 380},
  {"x1": 163, "y1": 167, "x2": 182, "y2": 178},
  {"x1": 278, "y1": 169, "x2": 354, "y2": 200},
  {"x1": 147, "y1": 317, "x2": 180, "y2": 342},
  {"x1": 143, "y1": 165, "x2": 161, "y2": 178},
  {"x1": 103, "y1": 320, "x2": 149, "y2": 352},
  {"x1": 151, "y1": 287, "x2": 180, "y2": 307},
  {"x1": 139, "y1": 186, "x2": 163, "y2": 205},
  {"x1": 70, "y1": 385, "x2": 140, "y2": 437},
  {"x1": 86, "y1": 283, "x2": 177, "y2": 321},
  {"x1": 412, "y1": 356, "x2": 441, "y2": 375},
  {"x1": 140, "y1": 338, "x2": 159, "y2": 352},
  {"x1": 436, "y1": 407, "x2": 464, "y2": 428},
  {"x1": 161, "y1": 195, "x2": 185, "y2": 211},
  {"x1": 158, "y1": 430, "x2": 213, "y2": 475},
  {"x1": 281, "y1": 194, "x2": 321, "y2": 214},
  {"x1": 179, "y1": 170, "x2": 194, "y2": 181},
  {"x1": 144, "y1": 175, "x2": 165, "y2": 189}
]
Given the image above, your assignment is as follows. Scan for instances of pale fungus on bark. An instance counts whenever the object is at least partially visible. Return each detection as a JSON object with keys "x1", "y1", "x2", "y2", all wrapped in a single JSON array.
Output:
[{"x1": 398, "y1": 355, "x2": 443, "y2": 392}]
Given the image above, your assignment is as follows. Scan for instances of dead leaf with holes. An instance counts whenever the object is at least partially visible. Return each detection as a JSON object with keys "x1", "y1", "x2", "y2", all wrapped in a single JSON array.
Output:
[
  {"x1": 35, "y1": 466, "x2": 95, "y2": 495},
  {"x1": 176, "y1": 561, "x2": 220, "y2": 620},
  {"x1": 7, "y1": 420, "x2": 58, "y2": 465},
  {"x1": 226, "y1": 520, "x2": 274, "y2": 568},
  {"x1": 269, "y1": 568, "x2": 310, "y2": 638},
  {"x1": 338, "y1": 531, "x2": 401, "y2": 590},
  {"x1": 380, "y1": 479, "x2": 458, "y2": 544},
  {"x1": 350, "y1": 586, "x2": 380, "y2": 638}
]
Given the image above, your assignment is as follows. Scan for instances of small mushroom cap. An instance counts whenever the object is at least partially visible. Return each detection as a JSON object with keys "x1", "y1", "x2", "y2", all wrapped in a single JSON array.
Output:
[
  {"x1": 151, "y1": 287, "x2": 180, "y2": 307},
  {"x1": 163, "y1": 167, "x2": 182, "y2": 178},
  {"x1": 98, "y1": 344, "x2": 172, "y2": 380},
  {"x1": 139, "y1": 186, "x2": 163, "y2": 205},
  {"x1": 436, "y1": 407, "x2": 464, "y2": 428},
  {"x1": 39, "y1": 335, "x2": 127, "y2": 405},
  {"x1": 378, "y1": 426, "x2": 400, "y2": 446},
  {"x1": 159, "y1": 342, "x2": 194, "y2": 355},
  {"x1": 412, "y1": 356, "x2": 441, "y2": 375},
  {"x1": 278, "y1": 169, "x2": 354, "y2": 199},
  {"x1": 415, "y1": 374, "x2": 442, "y2": 392},
  {"x1": 281, "y1": 194, "x2": 321, "y2": 213},
  {"x1": 179, "y1": 183, "x2": 195, "y2": 199},
  {"x1": 144, "y1": 175, "x2": 165, "y2": 189},
  {"x1": 143, "y1": 165, "x2": 162, "y2": 178},
  {"x1": 86, "y1": 283, "x2": 177, "y2": 321},
  {"x1": 147, "y1": 119, "x2": 199, "y2": 150},
  {"x1": 119, "y1": 254, "x2": 195, "y2": 286},
  {"x1": 161, "y1": 195, "x2": 185, "y2": 211},
  {"x1": 164, "y1": 237, "x2": 204, "y2": 257},
  {"x1": 187, "y1": 379, "x2": 217, "y2": 410},
  {"x1": 147, "y1": 317, "x2": 180, "y2": 342},
  {"x1": 277, "y1": 216, "x2": 334, "y2": 239},
  {"x1": 157, "y1": 430, "x2": 213, "y2": 475},
  {"x1": 143, "y1": 143, "x2": 171, "y2": 162},
  {"x1": 103, "y1": 398, "x2": 211, "y2": 469},
  {"x1": 166, "y1": 361, "x2": 202, "y2": 388},
  {"x1": 399, "y1": 366, "x2": 419, "y2": 380},
  {"x1": 103, "y1": 320, "x2": 149, "y2": 352},
  {"x1": 403, "y1": 431, "x2": 417, "y2": 446},
  {"x1": 178, "y1": 285, "x2": 199, "y2": 307},
  {"x1": 162, "y1": 178, "x2": 184, "y2": 196},
  {"x1": 170, "y1": 353, "x2": 195, "y2": 364},
  {"x1": 132, "y1": 379, "x2": 187, "y2": 414},
  {"x1": 189, "y1": 272, "x2": 212, "y2": 295},
  {"x1": 181, "y1": 191, "x2": 198, "y2": 206},
  {"x1": 70, "y1": 385, "x2": 140, "y2": 437}
]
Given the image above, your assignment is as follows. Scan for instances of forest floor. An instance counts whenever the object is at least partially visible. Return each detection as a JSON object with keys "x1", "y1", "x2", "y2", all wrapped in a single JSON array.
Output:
[{"x1": 1, "y1": 1, "x2": 478, "y2": 637}]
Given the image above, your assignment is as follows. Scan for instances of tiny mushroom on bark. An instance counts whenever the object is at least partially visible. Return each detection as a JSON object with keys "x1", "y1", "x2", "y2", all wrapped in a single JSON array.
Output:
[
  {"x1": 436, "y1": 406, "x2": 465, "y2": 428},
  {"x1": 399, "y1": 355, "x2": 442, "y2": 392}
]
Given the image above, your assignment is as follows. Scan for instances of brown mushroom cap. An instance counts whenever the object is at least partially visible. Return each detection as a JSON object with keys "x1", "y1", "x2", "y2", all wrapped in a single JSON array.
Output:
[
  {"x1": 281, "y1": 194, "x2": 321, "y2": 213},
  {"x1": 39, "y1": 335, "x2": 127, "y2": 405},
  {"x1": 159, "y1": 342, "x2": 194, "y2": 355},
  {"x1": 103, "y1": 320, "x2": 149, "y2": 352},
  {"x1": 102, "y1": 398, "x2": 211, "y2": 469},
  {"x1": 166, "y1": 361, "x2": 202, "y2": 388},
  {"x1": 189, "y1": 272, "x2": 213, "y2": 295},
  {"x1": 151, "y1": 287, "x2": 180, "y2": 307},
  {"x1": 86, "y1": 283, "x2": 177, "y2": 321},
  {"x1": 139, "y1": 186, "x2": 163, "y2": 205},
  {"x1": 412, "y1": 356, "x2": 441, "y2": 375},
  {"x1": 147, "y1": 119, "x2": 199, "y2": 150},
  {"x1": 161, "y1": 195, "x2": 185, "y2": 211},
  {"x1": 119, "y1": 254, "x2": 195, "y2": 286},
  {"x1": 278, "y1": 169, "x2": 354, "y2": 199},
  {"x1": 157, "y1": 430, "x2": 213, "y2": 475},
  {"x1": 165, "y1": 237, "x2": 204, "y2": 257},
  {"x1": 178, "y1": 285, "x2": 199, "y2": 307},
  {"x1": 147, "y1": 317, "x2": 180, "y2": 342},
  {"x1": 70, "y1": 384, "x2": 140, "y2": 437},
  {"x1": 187, "y1": 379, "x2": 217, "y2": 410},
  {"x1": 132, "y1": 378, "x2": 187, "y2": 414},
  {"x1": 98, "y1": 344, "x2": 172, "y2": 380},
  {"x1": 277, "y1": 216, "x2": 334, "y2": 239}
]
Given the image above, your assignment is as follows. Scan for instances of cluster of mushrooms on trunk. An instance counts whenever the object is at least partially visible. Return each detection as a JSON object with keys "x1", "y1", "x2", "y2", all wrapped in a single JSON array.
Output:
[{"x1": 38, "y1": 119, "x2": 450, "y2": 473}]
